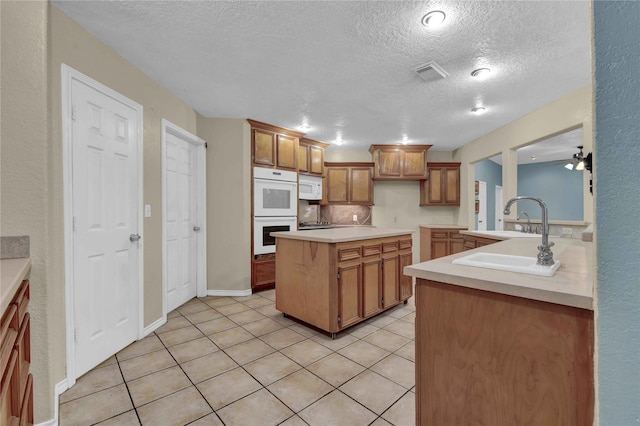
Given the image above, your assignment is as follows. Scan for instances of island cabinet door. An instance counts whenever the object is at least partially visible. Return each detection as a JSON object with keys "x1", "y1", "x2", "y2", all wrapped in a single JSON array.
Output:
[
  {"x1": 337, "y1": 263, "x2": 363, "y2": 329},
  {"x1": 398, "y1": 252, "x2": 413, "y2": 300},
  {"x1": 381, "y1": 254, "x2": 400, "y2": 307},
  {"x1": 362, "y1": 257, "x2": 383, "y2": 317}
]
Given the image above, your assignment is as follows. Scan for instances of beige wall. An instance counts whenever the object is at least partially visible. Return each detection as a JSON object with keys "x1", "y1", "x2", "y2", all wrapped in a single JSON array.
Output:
[
  {"x1": 1, "y1": 1, "x2": 53, "y2": 420},
  {"x1": 453, "y1": 85, "x2": 594, "y2": 229},
  {"x1": 198, "y1": 117, "x2": 252, "y2": 292},
  {"x1": 2, "y1": 2, "x2": 203, "y2": 421}
]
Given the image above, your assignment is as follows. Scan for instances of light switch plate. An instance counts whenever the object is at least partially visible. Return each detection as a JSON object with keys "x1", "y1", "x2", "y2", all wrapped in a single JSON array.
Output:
[{"x1": 145, "y1": 204, "x2": 151, "y2": 217}]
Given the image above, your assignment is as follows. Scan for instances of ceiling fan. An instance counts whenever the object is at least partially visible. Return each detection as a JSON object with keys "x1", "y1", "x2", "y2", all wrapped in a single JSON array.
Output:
[{"x1": 563, "y1": 146, "x2": 592, "y2": 171}]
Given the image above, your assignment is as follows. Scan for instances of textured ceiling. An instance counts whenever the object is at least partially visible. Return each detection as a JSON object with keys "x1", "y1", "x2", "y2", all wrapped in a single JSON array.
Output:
[{"x1": 51, "y1": 1, "x2": 592, "y2": 154}]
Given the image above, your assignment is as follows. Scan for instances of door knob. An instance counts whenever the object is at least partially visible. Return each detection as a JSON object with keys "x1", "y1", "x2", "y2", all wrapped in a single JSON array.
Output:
[
  {"x1": 193, "y1": 226, "x2": 201, "y2": 232},
  {"x1": 129, "y1": 234, "x2": 141, "y2": 242}
]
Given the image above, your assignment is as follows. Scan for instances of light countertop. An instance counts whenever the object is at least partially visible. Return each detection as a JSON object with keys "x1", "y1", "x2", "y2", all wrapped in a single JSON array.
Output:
[
  {"x1": 405, "y1": 237, "x2": 593, "y2": 310},
  {"x1": 1, "y1": 257, "x2": 31, "y2": 314},
  {"x1": 419, "y1": 224, "x2": 468, "y2": 230},
  {"x1": 460, "y1": 230, "x2": 541, "y2": 240},
  {"x1": 272, "y1": 227, "x2": 414, "y2": 243}
]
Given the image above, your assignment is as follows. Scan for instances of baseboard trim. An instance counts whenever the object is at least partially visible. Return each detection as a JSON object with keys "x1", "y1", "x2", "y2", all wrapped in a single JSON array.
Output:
[
  {"x1": 207, "y1": 288, "x2": 252, "y2": 297},
  {"x1": 142, "y1": 316, "x2": 166, "y2": 337},
  {"x1": 36, "y1": 378, "x2": 69, "y2": 426}
]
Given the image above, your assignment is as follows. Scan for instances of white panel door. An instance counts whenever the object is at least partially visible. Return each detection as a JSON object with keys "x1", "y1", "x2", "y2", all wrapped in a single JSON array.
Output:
[
  {"x1": 165, "y1": 132, "x2": 198, "y2": 312},
  {"x1": 71, "y1": 78, "x2": 140, "y2": 377},
  {"x1": 495, "y1": 185, "x2": 504, "y2": 231},
  {"x1": 477, "y1": 181, "x2": 487, "y2": 231}
]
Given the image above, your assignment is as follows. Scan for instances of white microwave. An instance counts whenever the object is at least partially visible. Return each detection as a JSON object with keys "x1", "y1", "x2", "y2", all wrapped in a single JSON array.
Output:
[
  {"x1": 298, "y1": 175, "x2": 322, "y2": 200},
  {"x1": 254, "y1": 167, "x2": 298, "y2": 217},
  {"x1": 253, "y1": 216, "x2": 297, "y2": 255}
]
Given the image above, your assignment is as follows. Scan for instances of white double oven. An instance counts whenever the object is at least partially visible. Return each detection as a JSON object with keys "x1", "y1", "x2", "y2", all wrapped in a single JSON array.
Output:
[{"x1": 253, "y1": 167, "x2": 297, "y2": 255}]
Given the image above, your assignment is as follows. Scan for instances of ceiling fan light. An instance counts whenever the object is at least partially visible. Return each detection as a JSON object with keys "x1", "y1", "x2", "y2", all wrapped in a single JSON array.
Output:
[
  {"x1": 564, "y1": 162, "x2": 574, "y2": 170},
  {"x1": 575, "y1": 160, "x2": 585, "y2": 171}
]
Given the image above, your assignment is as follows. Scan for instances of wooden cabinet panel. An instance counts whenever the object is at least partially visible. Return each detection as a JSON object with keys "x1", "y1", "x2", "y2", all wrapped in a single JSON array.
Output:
[
  {"x1": 420, "y1": 227, "x2": 468, "y2": 261},
  {"x1": 276, "y1": 134, "x2": 297, "y2": 170},
  {"x1": 248, "y1": 119, "x2": 303, "y2": 171},
  {"x1": 298, "y1": 144, "x2": 309, "y2": 173},
  {"x1": 369, "y1": 145, "x2": 431, "y2": 180},
  {"x1": 349, "y1": 168, "x2": 373, "y2": 204},
  {"x1": 253, "y1": 128, "x2": 275, "y2": 167},
  {"x1": 324, "y1": 162, "x2": 374, "y2": 205},
  {"x1": 399, "y1": 252, "x2": 413, "y2": 300},
  {"x1": 309, "y1": 146, "x2": 324, "y2": 175},
  {"x1": 1, "y1": 280, "x2": 32, "y2": 425},
  {"x1": 416, "y1": 279, "x2": 594, "y2": 425},
  {"x1": 382, "y1": 255, "x2": 399, "y2": 307},
  {"x1": 275, "y1": 234, "x2": 413, "y2": 334},
  {"x1": 338, "y1": 264, "x2": 362, "y2": 329},
  {"x1": 252, "y1": 257, "x2": 276, "y2": 291},
  {"x1": 299, "y1": 138, "x2": 328, "y2": 176},
  {"x1": 420, "y1": 162, "x2": 461, "y2": 206},
  {"x1": 377, "y1": 151, "x2": 401, "y2": 177},
  {"x1": 326, "y1": 167, "x2": 349, "y2": 203},
  {"x1": 362, "y1": 258, "x2": 383, "y2": 317},
  {"x1": 431, "y1": 239, "x2": 449, "y2": 260}
]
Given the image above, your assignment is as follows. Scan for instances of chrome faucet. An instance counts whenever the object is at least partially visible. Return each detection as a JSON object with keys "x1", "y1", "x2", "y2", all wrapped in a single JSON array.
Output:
[
  {"x1": 517, "y1": 211, "x2": 531, "y2": 233},
  {"x1": 504, "y1": 197, "x2": 554, "y2": 266}
]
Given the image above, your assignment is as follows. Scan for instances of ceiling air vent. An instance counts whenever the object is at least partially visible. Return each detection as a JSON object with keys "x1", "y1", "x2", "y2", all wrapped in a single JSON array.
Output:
[{"x1": 414, "y1": 61, "x2": 449, "y2": 83}]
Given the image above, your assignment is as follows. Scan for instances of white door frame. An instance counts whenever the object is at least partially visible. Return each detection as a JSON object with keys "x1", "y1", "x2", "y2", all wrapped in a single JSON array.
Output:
[
  {"x1": 62, "y1": 64, "x2": 144, "y2": 387},
  {"x1": 161, "y1": 119, "x2": 207, "y2": 317},
  {"x1": 495, "y1": 185, "x2": 504, "y2": 231},
  {"x1": 477, "y1": 181, "x2": 487, "y2": 231}
]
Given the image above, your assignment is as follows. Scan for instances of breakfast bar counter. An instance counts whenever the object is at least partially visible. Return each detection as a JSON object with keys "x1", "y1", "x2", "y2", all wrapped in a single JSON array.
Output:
[
  {"x1": 272, "y1": 227, "x2": 414, "y2": 335},
  {"x1": 404, "y1": 236, "x2": 594, "y2": 425}
]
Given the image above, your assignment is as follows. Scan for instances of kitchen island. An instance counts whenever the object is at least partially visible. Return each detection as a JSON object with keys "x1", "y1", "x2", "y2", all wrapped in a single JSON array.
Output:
[
  {"x1": 272, "y1": 227, "x2": 414, "y2": 337},
  {"x1": 404, "y1": 237, "x2": 594, "y2": 425}
]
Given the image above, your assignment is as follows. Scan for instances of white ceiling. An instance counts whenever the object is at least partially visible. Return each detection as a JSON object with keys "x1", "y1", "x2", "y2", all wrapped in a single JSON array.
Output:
[
  {"x1": 490, "y1": 127, "x2": 584, "y2": 165},
  {"x1": 51, "y1": 1, "x2": 592, "y2": 154}
]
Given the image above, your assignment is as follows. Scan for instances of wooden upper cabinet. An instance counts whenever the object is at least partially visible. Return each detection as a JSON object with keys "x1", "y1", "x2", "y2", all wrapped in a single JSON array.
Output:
[
  {"x1": 298, "y1": 138, "x2": 328, "y2": 176},
  {"x1": 324, "y1": 162, "x2": 374, "y2": 205},
  {"x1": 248, "y1": 119, "x2": 304, "y2": 171},
  {"x1": 369, "y1": 144, "x2": 432, "y2": 180},
  {"x1": 420, "y1": 162, "x2": 461, "y2": 206}
]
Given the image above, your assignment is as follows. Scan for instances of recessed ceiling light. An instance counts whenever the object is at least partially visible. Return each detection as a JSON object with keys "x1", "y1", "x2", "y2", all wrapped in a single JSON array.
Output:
[
  {"x1": 471, "y1": 107, "x2": 486, "y2": 114},
  {"x1": 421, "y1": 11, "x2": 446, "y2": 27},
  {"x1": 530, "y1": 156, "x2": 536, "y2": 161},
  {"x1": 471, "y1": 68, "x2": 491, "y2": 78},
  {"x1": 401, "y1": 135, "x2": 410, "y2": 145}
]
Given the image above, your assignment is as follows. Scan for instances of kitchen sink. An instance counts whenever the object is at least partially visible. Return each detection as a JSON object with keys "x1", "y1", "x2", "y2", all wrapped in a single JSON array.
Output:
[{"x1": 451, "y1": 252, "x2": 561, "y2": 277}]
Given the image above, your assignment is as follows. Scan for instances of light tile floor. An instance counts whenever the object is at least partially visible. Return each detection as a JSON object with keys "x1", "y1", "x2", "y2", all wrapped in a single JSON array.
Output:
[{"x1": 59, "y1": 289, "x2": 416, "y2": 426}]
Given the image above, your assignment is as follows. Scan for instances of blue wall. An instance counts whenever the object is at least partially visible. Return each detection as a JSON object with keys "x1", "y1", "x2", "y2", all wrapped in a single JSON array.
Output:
[
  {"x1": 594, "y1": 2, "x2": 640, "y2": 424},
  {"x1": 517, "y1": 161, "x2": 584, "y2": 220},
  {"x1": 475, "y1": 159, "x2": 502, "y2": 230}
]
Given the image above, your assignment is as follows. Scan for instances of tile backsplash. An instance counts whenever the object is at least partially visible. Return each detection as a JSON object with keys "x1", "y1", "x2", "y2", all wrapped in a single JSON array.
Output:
[{"x1": 321, "y1": 205, "x2": 372, "y2": 225}]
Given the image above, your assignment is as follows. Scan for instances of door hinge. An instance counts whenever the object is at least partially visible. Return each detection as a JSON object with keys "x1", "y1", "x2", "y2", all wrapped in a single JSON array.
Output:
[
  {"x1": 337, "y1": 272, "x2": 340, "y2": 281},
  {"x1": 73, "y1": 216, "x2": 78, "y2": 232},
  {"x1": 381, "y1": 262, "x2": 384, "y2": 270},
  {"x1": 71, "y1": 106, "x2": 77, "y2": 121},
  {"x1": 74, "y1": 328, "x2": 78, "y2": 343},
  {"x1": 337, "y1": 315, "x2": 341, "y2": 323},
  {"x1": 204, "y1": 142, "x2": 208, "y2": 149}
]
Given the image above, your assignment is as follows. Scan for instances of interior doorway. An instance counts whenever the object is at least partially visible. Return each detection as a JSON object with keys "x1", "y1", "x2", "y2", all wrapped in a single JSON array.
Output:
[{"x1": 162, "y1": 120, "x2": 207, "y2": 314}]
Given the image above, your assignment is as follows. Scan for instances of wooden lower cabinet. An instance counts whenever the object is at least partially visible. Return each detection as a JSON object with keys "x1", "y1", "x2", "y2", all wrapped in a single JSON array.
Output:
[
  {"x1": 252, "y1": 255, "x2": 276, "y2": 292},
  {"x1": 1, "y1": 280, "x2": 33, "y2": 426},
  {"x1": 415, "y1": 279, "x2": 594, "y2": 425},
  {"x1": 275, "y1": 234, "x2": 412, "y2": 335},
  {"x1": 419, "y1": 227, "x2": 467, "y2": 261},
  {"x1": 462, "y1": 233, "x2": 501, "y2": 250}
]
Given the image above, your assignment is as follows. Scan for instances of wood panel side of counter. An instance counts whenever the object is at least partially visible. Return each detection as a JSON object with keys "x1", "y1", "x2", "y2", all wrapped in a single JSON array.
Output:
[
  {"x1": 415, "y1": 279, "x2": 594, "y2": 426},
  {"x1": 275, "y1": 238, "x2": 335, "y2": 331}
]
